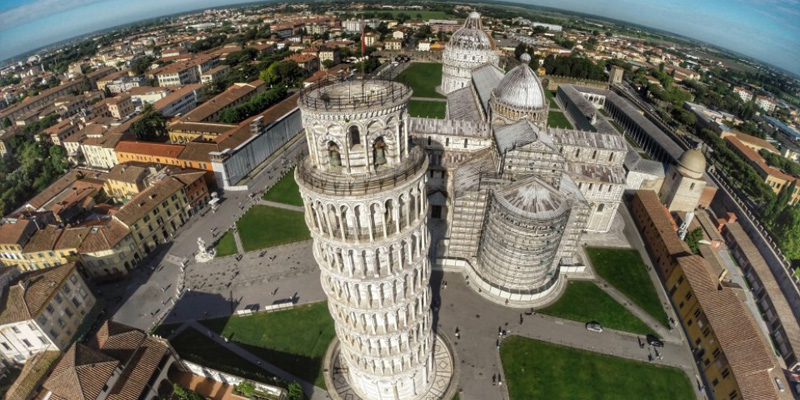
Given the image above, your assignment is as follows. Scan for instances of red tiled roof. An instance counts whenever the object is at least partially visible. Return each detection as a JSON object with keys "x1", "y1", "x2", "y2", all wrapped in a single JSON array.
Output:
[{"x1": 115, "y1": 141, "x2": 185, "y2": 159}]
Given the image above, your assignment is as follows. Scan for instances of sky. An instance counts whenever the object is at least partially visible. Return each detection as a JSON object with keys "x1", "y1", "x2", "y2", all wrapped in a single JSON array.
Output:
[{"x1": 0, "y1": 0, "x2": 798, "y2": 75}]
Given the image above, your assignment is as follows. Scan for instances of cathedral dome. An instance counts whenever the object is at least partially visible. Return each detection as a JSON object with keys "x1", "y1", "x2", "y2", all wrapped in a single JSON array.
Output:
[
  {"x1": 447, "y1": 12, "x2": 493, "y2": 51},
  {"x1": 676, "y1": 148, "x2": 706, "y2": 179},
  {"x1": 492, "y1": 55, "x2": 547, "y2": 112}
]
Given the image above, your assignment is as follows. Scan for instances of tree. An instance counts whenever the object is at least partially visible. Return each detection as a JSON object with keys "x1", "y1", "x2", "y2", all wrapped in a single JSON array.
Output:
[
  {"x1": 48, "y1": 146, "x2": 68, "y2": 174},
  {"x1": 131, "y1": 56, "x2": 155, "y2": 75},
  {"x1": 774, "y1": 205, "x2": 800, "y2": 261},
  {"x1": 259, "y1": 61, "x2": 302, "y2": 86},
  {"x1": 236, "y1": 381, "x2": 255, "y2": 397},
  {"x1": 321, "y1": 59, "x2": 336, "y2": 70},
  {"x1": 172, "y1": 384, "x2": 203, "y2": 400},
  {"x1": 685, "y1": 227, "x2": 704, "y2": 254},
  {"x1": 287, "y1": 382, "x2": 303, "y2": 400},
  {"x1": 129, "y1": 103, "x2": 167, "y2": 141},
  {"x1": 1, "y1": 117, "x2": 10, "y2": 129}
]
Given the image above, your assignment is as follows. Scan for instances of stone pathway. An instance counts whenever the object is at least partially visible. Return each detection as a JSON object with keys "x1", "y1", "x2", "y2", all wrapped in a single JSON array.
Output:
[
  {"x1": 232, "y1": 228, "x2": 245, "y2": 255},
  {"x1": 258, "y1": 200, "x2": 305, "y2": 212},
  {"x1": 594, "y1": 277, "x2": 674, "y2": 341}
]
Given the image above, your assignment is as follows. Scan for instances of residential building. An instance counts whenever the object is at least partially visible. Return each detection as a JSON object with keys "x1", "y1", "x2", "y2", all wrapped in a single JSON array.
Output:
[
  {"x1": 755, "y1": 95, "x2": 777, "y2": 113},
  {"x1": 666, "y1": 255, "x2": 791, "y2": 400},
  {"x1": 284, "y1": 53, "x2": 319, "y2": 74},
  {"x1": 40, "y1": 321, "x2": 179, "y2": 400},
  {"x1": 719, "y1": 131, "x2": 779, "y2": 154},
  {"x1": 128, "y1": 86, "x2": 170, "y2": 105},
  {"x1": 180, "y1": 81, "x2": 265, "y2": 123},
  {"x1": 105, "y1": 94, "x2": 134, "y2": 119},
  {"x1": 385, "y1": 39, "x2": 403, "y2": 51},
  {"x1": 152, "y1": 84, "x2": 202, "y2": 117},
  {"x1": 631, "y1": 190, "x2": 692, "y2": 278},
  {"x1": 200, "y1": 65, "x2": 230, "y2": 84},
  {"x1": 363, "y1": 32, "x2": 377, "y2": 47},
  {"x1": 0, "y1": 219, "x2": 39, "y2": 268},
  {"x1": 317, "y1": 46, "x2": 341, "y2": 67},
  {"x1": 113, "y1": 177, "x2": 190, "y2": 255},
  {"x1": 103, "y1": 162, "x2": 154, "y2": 201},
  {"x1": 733, "y1": 87, "x2": 753, "y2": 103},
  {"x1": 0, "y1": 263, "x2": 96, "y2": 363},
  {"x1": 725, "y1": 136, "x2": 800, "y2": 204}
]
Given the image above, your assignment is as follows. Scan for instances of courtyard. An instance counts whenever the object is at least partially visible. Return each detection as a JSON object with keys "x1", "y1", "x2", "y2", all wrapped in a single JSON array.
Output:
[
  {"x1": 539, "y1": 281, "x2": 654, "y2": 335},
  {"x1": 587, "y1": 247, "x2": 670, "y2": 327},
  {"x1": 501, "y1": 336, "x2": 694, "y2": 400},
  {"x1": 394, "y1": 62, "x2": 444, "y2": 98},
  {"x1": 237, "y1": 205, "x2": 309, "y2": 252}
]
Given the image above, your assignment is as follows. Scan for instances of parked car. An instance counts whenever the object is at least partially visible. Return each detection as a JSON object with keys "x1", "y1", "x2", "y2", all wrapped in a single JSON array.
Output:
[
  {"x1": 646, "y1": 334, "x2": 664, "y2": 347},
  {"x1": 585, "y1": 321, "x2": 603, "y2": 333}
]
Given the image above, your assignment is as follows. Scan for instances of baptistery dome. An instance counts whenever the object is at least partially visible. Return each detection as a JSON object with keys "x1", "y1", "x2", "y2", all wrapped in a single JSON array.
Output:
[
  {"x1": 490, "y1": 54, "x2": 548, "y2": 126},
  {"x1": 441, "y1": 12, "x2": 500, "y2": 94}
]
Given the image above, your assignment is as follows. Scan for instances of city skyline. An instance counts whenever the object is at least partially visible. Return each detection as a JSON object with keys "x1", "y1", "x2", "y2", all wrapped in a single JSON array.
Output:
[{"x1": 0, "y1": 0, "x2": 798, "y2": 75}]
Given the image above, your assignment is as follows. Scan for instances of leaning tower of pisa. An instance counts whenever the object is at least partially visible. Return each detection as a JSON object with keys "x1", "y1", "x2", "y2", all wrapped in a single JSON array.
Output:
[{"x1": 295, "y1": 77, "x2": 454, "y2": 400}]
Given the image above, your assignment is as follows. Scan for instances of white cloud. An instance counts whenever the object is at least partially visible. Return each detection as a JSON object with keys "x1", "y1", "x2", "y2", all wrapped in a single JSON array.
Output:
[{"x1": 0, "y1": 0, "x2": 104, "y2": 31}]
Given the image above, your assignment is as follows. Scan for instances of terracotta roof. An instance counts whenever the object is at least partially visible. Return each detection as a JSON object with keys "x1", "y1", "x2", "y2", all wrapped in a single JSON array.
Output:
[
  {"x1": 115, "y1": 141, "x2": 185, "y2": 159},
  {"x1": 113, "y1": 178, "x2": 184, "y2": 226},
  {"x1": 91, "y1": 320, "x2": 147, "y2": 364},
  {"x1": 26, "y1": 169, "x2": 108, "y2": 210},
  {"x1": 634, "y1": 190, "x2": 692, "y2": 256},
  {"x1": 733, "y1": 132, "x2": 780, "y2": 154},
  {"x1": 152, "y1": 84, "x2": 203, "y2": 112},
  {"x1": 181, "y1": 81, "x2": 264, "y2": 123},
  {"x1": 725, "y1": 136, "x2": 799, "y2": 184},
  {"x1": 178, "y1": 142, "x2": 215, "y2": 164},
  {"x1": 676, "y1": 255, "x2": 787, "y2": 400},
  {"x1": 43, "y1": 344, "x2": 119, "y2": 400},
  {"x1": 0, "y1": 219, "x2": 35, "y2": 247},
  {"x1": 0, "y1": 263, "x2": 76, "y2": 325},
  {"x1": 23, "y1": 225, "x2": 62, "y2": 253},
  {"x1": 284, "y1": 53, "x2": 318, "y2": 63},
  {"x1": 169, "y1": 169, "x2": 206, "y2": 187},
  {"x1": 54, "y1": 226, "x2": 92, "y2": 250},
  {"x1": 5, "y1": 350, "x2": 61, "y2": 400},
  {"x1": 76, "y1": 219, "x2": 130, "y2": 253},
  {"x1": 126, "y1": 86, "x2": 167, "y2": 96},
  {"x1": 106, "y1": 162, "x2": 152, "y2": 185}
]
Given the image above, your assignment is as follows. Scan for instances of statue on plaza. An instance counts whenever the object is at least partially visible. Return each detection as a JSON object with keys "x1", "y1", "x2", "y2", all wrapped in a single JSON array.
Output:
[{"x1": 195, "y1": 237, "x2": 216, "y2": 262}]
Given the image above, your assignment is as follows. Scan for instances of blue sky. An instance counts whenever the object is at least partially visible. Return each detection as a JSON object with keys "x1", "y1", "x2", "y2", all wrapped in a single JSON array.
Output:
[{"x1": 0, "y1": 0, "x2": 799, "y2": 75}]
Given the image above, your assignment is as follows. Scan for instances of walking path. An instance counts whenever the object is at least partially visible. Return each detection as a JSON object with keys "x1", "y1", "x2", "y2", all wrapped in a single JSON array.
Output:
[
  {"x1": 232, "y1": 228, "x2": 245, "y2": 255},
  {"x1": 258, "y1": 200, "x2": 305, "y2": 212},
  {"x1": 182, "y1": 320, "x2": 329, "y2": 400},
  {"x1": 594, "y1": 276, "x2": 674, "y2": 341},
  {"x1": 410, "y1": 96, "x2": 446, "y2": 102}
]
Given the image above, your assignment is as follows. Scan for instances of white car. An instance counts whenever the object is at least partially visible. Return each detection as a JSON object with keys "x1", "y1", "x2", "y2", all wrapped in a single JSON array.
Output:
[{"x1": 585, "y1": 321, "x2": 603, "y2": 333}]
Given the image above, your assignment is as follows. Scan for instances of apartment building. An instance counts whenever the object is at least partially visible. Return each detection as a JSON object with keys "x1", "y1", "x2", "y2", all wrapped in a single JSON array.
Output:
[
  {"x1": 666, "y1": 255, "x2": 791, "y2": 400},
  {"x1": 725, "y1": 136, "x2": 800, "y2": 204},
  {"x1": 200, "y1": 65, "x2": 230, "y2": 84},
  {"x1": 150, "y1": 54, "x2": 218, "y2": 87},
  {"x1": 105, "y1": 94, "x2": 134, "y2": 119},
  {"x1": 151, "y1": 84, "x2": 202, "y2": 117},
  {"x1": 0, "y1": 263, "x2": 96, "y2": 363}
]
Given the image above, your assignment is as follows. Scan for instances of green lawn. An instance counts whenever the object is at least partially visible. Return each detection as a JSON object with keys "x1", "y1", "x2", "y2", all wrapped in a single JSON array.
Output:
[
  {"x1": 501, "y1": 336, "x2": 694, "y2": 400},
  {"x1": 395, "y1": 62, "x2": 444, "y2": 98},
  {"x1": 545, "y1": 89, "x2": 558, "y2": 108},
  {"x1": 547, "y1": 110, "x2": 573, "y2": 129},
  {"x1": 202, "y1": 302, "x2": 336, "y2": 388},
  {"x1": 237, "y1": 205, "x2": 309, "y2": 252},
  {"x1": 263, "y1": 170, "x2": 303, "y2": 207},
  {"x1": 215, "y1": 230, "x2": 238, "y2": 257},
  {"x1": 587, "y1": 247, "x2": 669, "y2": 327},
  {"x1": 170, "y1": 327, "x2": 286, "y2": 388},
  {"x1": 539, "y1": 281, "x2": 654, "y2": 335},
  {"x1": 362, "y1": 10, "x2": 456, "y2": 19},
  {"x1": 409, "y1": 100, "x2": 446, "y2": 119}
]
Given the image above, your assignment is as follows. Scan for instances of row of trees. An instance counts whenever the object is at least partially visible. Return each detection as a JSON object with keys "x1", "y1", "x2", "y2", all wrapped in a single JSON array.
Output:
[
  {"x1": 760, "y1": 149, "x2": 800, "y2": 176},
  {"x1": 218, "y1": 86, "x2": 289, "y2": 124},
  {"x1": 542, "y1": 55, "x2": 606, "y2": 81}
]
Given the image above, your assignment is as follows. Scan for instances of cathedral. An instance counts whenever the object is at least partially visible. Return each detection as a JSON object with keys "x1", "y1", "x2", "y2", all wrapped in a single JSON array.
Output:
[
  {"x1": 412, "y1": 12, "x2": 628, "y2": 308},
  {"x1": 294, "y1": 11, "x2": 630, "y2": 400}
]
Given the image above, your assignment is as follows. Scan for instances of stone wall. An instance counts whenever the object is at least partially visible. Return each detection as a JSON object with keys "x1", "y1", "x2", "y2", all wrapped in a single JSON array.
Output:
[
  {"x1": 544, "y1": 75, "x2": 609, "y2": 91},
  {"x1": 181, "y1": 360, "x2": 287, "y2": 400}
]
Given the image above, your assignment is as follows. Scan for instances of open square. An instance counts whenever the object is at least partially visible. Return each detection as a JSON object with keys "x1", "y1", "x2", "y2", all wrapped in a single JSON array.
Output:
[
  {"x1": 501, "y1": 336, "x2": 694, "y2": 400},
  {"x1": 237, "y1": 205, "x2": 309, "y2": 252}
]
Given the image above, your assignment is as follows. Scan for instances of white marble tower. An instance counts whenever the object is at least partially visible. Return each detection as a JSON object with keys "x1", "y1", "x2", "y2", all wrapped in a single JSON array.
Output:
[{"x1": 296, "y1": 78, "x2": 451, "y2": 400}]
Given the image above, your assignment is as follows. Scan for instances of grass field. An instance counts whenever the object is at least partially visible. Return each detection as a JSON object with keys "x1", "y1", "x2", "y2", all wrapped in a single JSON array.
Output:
[
  {"x1": 202, "y1": 302, "x2": 336, "y2": 388},
  {"x1": 501, "y1": 336, "x2": 694, "y2": 400},
  {"x1": 539, "y1": 281, "x2": 654, "y2": 335},
  {"x1": 362, "y1": 10, "x2": 456, "y2": 19},
  {"x1": 395, "y1": 62, "x2": 444, "y2": 98},
  {"x1": 263, "y1": 170, "x2": 303, "y2": 207},
  {"x1": 547, "y1": 110, "x2": 573, "y2": 129},
  {"x1": 237, "y1": 205, "x2": 309, "y2": 252},
  {"x1": 545, "y1": 89, "x2": 558, "y2": 108},
  {"x1": 215, "y1": 230, "x2": 238, "y2": 257},
  {"x1": 170, "y1": 327, "x2": 285, "y2": 387},
  {"x1": 409, "y1": 100, "x2": 446, "y2": 118},
  {"x1": 587, "y1": 247, "x2": 669, "y2": 327}
]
